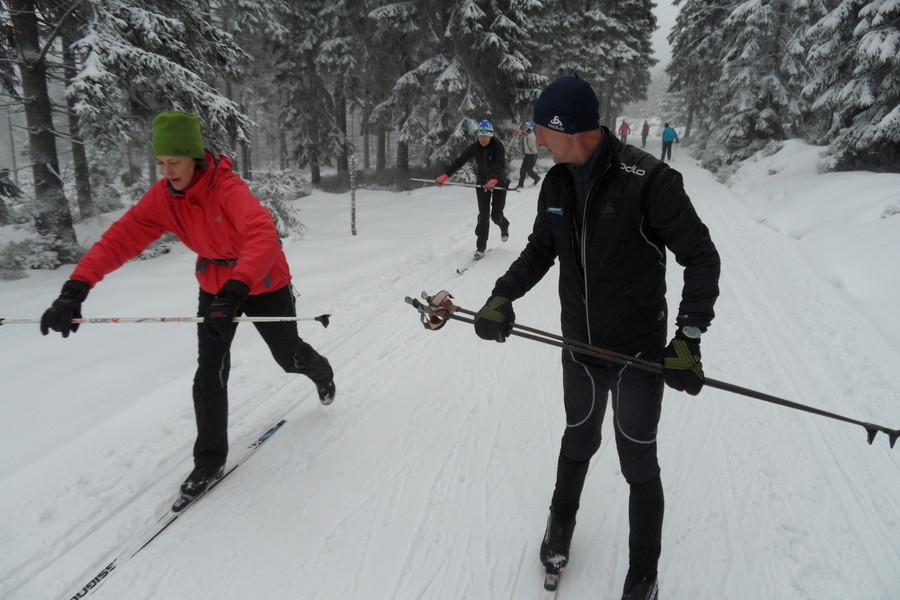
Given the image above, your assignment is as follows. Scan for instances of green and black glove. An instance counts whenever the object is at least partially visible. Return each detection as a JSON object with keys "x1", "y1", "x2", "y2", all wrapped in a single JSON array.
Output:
[
  {"x1": 40, "y1": 279, "x2": 90, "y2": 338},
  {"x1": 474, "y1": 295, "x2": 515, "y2": 342},
  {"x1": 663, "y1": 329, "x2": 704, "y2": 395},
  {"x1": 204, "y1": 279, "x2": 250, "y2": 342}
]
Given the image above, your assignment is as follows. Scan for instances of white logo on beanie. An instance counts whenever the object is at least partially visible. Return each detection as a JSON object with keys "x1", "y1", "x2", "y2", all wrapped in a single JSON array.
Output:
[{"x1": 549, "y1": 115, "x2": 565, "y2": 132}]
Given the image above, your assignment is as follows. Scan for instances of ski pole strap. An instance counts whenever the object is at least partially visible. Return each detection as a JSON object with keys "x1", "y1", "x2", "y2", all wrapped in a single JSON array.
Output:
[{"x1": 405, "y1": 290, "x2": 458, "y2": 330}]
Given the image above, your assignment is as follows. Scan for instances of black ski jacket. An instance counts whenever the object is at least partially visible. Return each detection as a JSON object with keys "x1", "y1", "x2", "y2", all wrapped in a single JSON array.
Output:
[
  {"x1": 443, "y1": 138, "x2": 509, "y2": 186},
  {"x1": 491, "y1": 128, "x2": 720, "y2": 354}
]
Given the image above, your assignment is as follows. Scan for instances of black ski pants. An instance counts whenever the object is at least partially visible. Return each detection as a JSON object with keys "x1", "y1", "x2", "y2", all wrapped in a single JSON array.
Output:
[
  {"x1": 192, "y1": 284, "x2": 332, "y2": 468},
  {"x1": 661, "y1": 141, "x2": 674, "y2": 161},
  {"x1": 518, "y1": 153, "x2": 539, "y2": 186},
  {"x1": 474, "y1": 187, "x2": 509, "y2": 251},
  {"x1": 550, "y1": 348, "x2": 665, "y2": 577}
]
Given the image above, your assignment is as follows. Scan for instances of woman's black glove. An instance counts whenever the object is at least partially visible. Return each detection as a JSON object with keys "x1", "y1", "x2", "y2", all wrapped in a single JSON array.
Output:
[
  {"x1": 662, "y1": 332, "x2": 704, "y2": 395},
  {"x1": 474, "y1": 296, "x2": 515, "y2": 342},
  {"x1": 204, "y1": 279, "x2": 250, "y2": 341},
  {"x1": 40, "y1": 280, "x2": 90, "y2": 338}
]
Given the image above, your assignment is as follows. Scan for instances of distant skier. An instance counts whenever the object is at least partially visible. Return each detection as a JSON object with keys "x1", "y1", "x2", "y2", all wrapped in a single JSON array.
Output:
[
  {"x1": 39, "y1": 111, "x2": 336, "y2": 508},
  {"x1": 618, "y1": 120, "x2": 631, "y2": 144},
  {"x1": 435, "y1": 119, "x2": 511, "y2": 259},
  {"x1": 641, "y1": 120, "x2": 650, "y2": 148},
  {"x1": 513, "y1": 120, "x2": 541, "y2": 189},
  {"x1": 661, "y1": 123, "x2": 679, "y2": 161}
]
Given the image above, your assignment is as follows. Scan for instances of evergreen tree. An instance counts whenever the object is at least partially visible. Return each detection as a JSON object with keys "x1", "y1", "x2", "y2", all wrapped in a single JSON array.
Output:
[
  {"x1": 67, "y1": 0, "x2": 251, "y2": 158},
  {"x1": 6, "y1": 0, "x2": 79, "y2": 262},
  {"x1": 269, "y1": 0, "x2": 343, "y2": 184},
  {"x1": 666, "y1": 0, "x2": 730, "y2": 144},
  {"x1": 370, "y1": 0, "x2": 542, "y2": 168},
  {"x1": 717, "y1": 0, "x2": 793, "y2": 159},
  {"x1": 539, "y1": 0, "x2": 656, "y2": 127},
  {"x1": 807, "y1": 0, "x2": 900, "y2": 171},
  {"x1": 316, "y1": 0, "x2": 369, "y2": 174}
]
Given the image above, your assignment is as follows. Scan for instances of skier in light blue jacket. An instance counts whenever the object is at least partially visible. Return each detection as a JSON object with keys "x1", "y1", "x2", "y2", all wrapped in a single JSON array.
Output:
[{"x1": 661, "y1": 123, "x2": 679, "y2": 161}]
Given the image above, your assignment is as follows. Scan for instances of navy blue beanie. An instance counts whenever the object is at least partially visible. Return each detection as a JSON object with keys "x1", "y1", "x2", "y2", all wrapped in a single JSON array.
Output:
[{"x1": 533, "y1": 75, "x2": 600, "y2": 134}]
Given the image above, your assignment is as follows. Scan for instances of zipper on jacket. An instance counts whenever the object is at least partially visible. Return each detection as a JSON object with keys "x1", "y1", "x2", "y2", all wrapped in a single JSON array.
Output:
[{"x1": 579, "y1": 167, "x2": 614, "y2": 344}]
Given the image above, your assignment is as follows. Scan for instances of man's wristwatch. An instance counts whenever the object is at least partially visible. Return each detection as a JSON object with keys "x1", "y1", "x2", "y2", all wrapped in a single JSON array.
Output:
[{"x1": 680, "y1": 325, "x2": 702, "y2": 340}]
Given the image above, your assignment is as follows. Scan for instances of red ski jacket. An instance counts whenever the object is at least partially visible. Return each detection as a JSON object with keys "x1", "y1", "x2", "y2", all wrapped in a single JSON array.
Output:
[{"x1": 71, "y1": 152, "x2": 291, "y2": 296}]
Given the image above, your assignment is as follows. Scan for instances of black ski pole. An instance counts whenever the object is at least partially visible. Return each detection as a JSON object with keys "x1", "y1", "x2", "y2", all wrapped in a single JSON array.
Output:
[{"x1": 407, "y1": 293, "x2": 900, "y2": 448}]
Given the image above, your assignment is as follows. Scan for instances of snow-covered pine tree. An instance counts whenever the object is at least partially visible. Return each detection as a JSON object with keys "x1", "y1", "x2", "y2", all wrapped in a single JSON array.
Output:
[
  {"x1": 665, "y1": 0, "x2": 730, "y2": 146},
  {"x1": 67, "y1": 0, "x2": 251, "y2": 159},
  {"x1": 370, "y1": 0, "x2": 542, "y2": 168},
  {"x1": 5, "y1": 0, "x2": 79, "y2": 263},
  {"x1": 537, "y1": 0, "x2": 656, "y2": 128},
  {"x1": 269, "y1": 0, "x2": 344, "y2": 184},
  {"x1": 316, "y1": 0, "x2": 371, "y2": 175},
  {"x1": 711, "y1": 0, "x2": 825, "y2": 163},
  {"x1": 210, "y1": 0, "x2": 288, "y2": 178},
  {"x1": 366, "y1": 1, "x2": 422, "y2": 171},
  {"x1": 807, "y1": 0, "x2": 900, "y2": 172}
]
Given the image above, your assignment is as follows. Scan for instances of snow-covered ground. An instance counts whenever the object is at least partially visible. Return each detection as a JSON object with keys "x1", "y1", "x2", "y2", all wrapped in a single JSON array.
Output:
[{"x1": 1, "y1": 139, "x2": 899, "y2": 599}]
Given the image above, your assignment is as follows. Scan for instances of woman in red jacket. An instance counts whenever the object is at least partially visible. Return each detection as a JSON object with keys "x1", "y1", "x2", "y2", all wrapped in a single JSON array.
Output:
[{"x1": 40, "y1": 111, "x2": 335, "y2": 508}]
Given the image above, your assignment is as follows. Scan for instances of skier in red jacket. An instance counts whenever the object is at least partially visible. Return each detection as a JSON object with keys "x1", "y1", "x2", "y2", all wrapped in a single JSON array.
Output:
[
  {"x1": 40, "y1": 111, "x2": 335, "y2": 506},
  {"x1": 618, "y1": 120, "x2": 631, "y2": 144}
]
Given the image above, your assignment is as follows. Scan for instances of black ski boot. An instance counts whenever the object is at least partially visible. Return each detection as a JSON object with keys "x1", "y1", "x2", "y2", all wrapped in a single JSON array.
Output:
[
  {"x1": 540, "y1": 511, "x2": 576, "y2": 572},
  {"x1": 179, "y1": 464, "x2": 224, "y2": 499},
  {"x1": 316, "y1": 378, "x2": 336, "y2": 405},
  {"x1": 622, "y1": 569, "x2": 658, "y2": 600}
]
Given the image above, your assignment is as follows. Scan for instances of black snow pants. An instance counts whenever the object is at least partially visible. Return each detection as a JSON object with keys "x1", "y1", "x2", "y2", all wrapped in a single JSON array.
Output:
[
  {"x1": 474, "y1": 187, "x2": 509, "y2": 252},
  {"x1": 192, "y1": 284, "x2": 333, "y2": 468},
  {"x1": 549, "y1": 347, "x2": 665, "y2": 578}
]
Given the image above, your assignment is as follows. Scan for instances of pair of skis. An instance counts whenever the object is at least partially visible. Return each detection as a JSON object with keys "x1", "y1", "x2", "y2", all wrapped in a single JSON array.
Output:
[{"x1": 63, "y1": 418, "x2": 286, "y2": 598}]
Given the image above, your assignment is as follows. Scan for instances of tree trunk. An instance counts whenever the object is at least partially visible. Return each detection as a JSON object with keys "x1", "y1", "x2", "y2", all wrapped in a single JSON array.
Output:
[
  {"x1": 279, "y1": 128, "x2": 288, "y2": 170},
  {"x1": 396, "y1": 140, "x2": 409, "y2": 172},
  {"x1": 376, "y1": 130, "x2": 386, "y2": 171},
  {"x1": 685, "y1": 101, "x2": 695, "y2": 141},
  {"x1": 335, "y1": 86, "x2": 348, "y2": 173},
  {"x1": 62, "y1": 34, "x2": 95, "y2": 219},
  {"x1": 310, "y1": 156, "x2": 321, "y2": 184},
  {"x1": 242, "y1": 138, "x2": 252, "y2": 180},
  {"x1": 10, "y1": 0, "x2": 79, "y2": 261}
]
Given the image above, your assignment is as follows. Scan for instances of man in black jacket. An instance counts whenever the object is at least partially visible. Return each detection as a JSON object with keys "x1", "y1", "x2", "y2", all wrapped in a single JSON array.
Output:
[
  {"x1": 435, "y1": 119, "x2": 511, "y2": 259},
  {"x1": 473, "y1": 75, "x2": 720, "y2": 600}
]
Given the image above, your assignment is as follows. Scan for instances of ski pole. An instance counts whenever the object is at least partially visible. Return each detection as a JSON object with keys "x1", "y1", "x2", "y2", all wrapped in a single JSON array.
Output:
[
  {"x1": 409, "y1": 178, "x2": 519, "y2": 193},
  {"x1": 406, "y1": 292, "x2": 900, "y2": 449},
  {"x1": 1, "y1": 314, "x2": 331, "y2": 327}
]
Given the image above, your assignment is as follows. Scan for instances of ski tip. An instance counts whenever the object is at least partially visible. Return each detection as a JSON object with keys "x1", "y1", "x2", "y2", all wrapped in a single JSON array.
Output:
[
  {"x1": 171, "y1": 495, "x2": 193, "y2": 513},
  {"x1": 544, "y1": 569, "x2": 561, "y2": 591}
]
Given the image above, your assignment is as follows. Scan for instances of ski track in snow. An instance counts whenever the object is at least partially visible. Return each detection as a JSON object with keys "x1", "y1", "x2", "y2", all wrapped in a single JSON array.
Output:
[{"x1": 1, "y1": 159, "x2": 899, "y2": 600}]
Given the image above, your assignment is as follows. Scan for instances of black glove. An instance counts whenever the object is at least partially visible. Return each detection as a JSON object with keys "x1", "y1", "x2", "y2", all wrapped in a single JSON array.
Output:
[
  {"x1": 40, "y1": 279, "x2": 90, "y2": 338},
  {"x1": 663, "y1": 332, "x2": 704, "y2": 395},
  {"x1": 474, "y1": 295, "x2": 514, "y2": 342},
  {"x1": 204, "y1": 279, "x2": 250, "y2": 342}
]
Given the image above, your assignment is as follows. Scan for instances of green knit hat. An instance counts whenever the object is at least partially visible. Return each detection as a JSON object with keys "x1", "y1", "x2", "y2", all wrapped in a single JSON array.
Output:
[{"x1": 152, "y1": 111, "x2": 205, "y2": 158}]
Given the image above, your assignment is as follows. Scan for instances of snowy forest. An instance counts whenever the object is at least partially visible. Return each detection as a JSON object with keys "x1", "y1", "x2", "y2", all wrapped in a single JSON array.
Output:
[{"x1": 1, "y1": 0, "x2": 899, "y2": 278}]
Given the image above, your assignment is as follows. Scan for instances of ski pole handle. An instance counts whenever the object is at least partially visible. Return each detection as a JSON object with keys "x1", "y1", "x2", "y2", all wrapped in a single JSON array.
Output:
[{"x1": 1, "y1": 314, "x2": 331, "y2": 327}]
